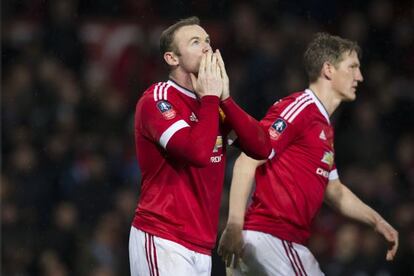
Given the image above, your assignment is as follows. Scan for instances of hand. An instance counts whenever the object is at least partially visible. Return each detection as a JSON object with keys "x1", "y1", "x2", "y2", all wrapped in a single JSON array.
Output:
[
  {"x1": 216, "y1": 49, "x2": 230, "y2": 100},
  {"x1": 190, "y1": 52, "x2": 223, "y2": 98},
  {"x1": 218, "y1": 224, "x2": 244, "y2": 268},
  {"x1": 374, "y1": 218, "x2": 399, "y2": 261}
]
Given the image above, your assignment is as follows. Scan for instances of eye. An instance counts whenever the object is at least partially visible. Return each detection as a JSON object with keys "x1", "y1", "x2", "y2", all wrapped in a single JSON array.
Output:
[
  {"x1": 205, "y1": 38, "x2": 211, "y2": 44},
  {"x1": 192, "y1": 39, "x2": 200, "y2": 45}
]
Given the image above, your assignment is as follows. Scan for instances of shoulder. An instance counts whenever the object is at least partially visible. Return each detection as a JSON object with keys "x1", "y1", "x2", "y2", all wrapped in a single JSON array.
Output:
[
  {"x1": 138, "y1": 81, "x2": 180, "y2": 106},
  {"x1": 141, "y1": 81, "x2": 177, "y2": 101},
  {"x1": 136, "y1": 82, "x2": 180, "y2": 117},
  {"x1": 267, "y1": 91, "x2": 317, "y2": 124}
]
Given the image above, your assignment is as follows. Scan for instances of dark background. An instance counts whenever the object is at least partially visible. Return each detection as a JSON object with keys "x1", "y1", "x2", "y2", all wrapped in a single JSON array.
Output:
[{"x1": 2, "y1": 0, "x2": 413, "y2": 275}]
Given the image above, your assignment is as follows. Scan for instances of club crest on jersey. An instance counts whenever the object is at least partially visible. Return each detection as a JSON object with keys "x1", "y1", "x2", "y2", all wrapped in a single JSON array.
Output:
[
  {"x1": 213, "y1": 136, "x2": 223, "y2": 153},
  {"x1": 156, "y1": 101, "x2": 176, "y2": 120},
  {"x1": 269, "y1": 118, "x2": 287, "y2": 140},
  {"x1": 321, "y1": 151, "x2": 334, "y2": 168}
]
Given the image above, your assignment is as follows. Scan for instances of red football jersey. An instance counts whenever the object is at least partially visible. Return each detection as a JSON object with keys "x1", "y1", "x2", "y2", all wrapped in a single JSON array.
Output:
[
  {"x1": 132, "y1": 80, "x2": 230, "y2": 255},
  {"x1": 244, "y1": 89, "x2": 338, "y2": 245}
]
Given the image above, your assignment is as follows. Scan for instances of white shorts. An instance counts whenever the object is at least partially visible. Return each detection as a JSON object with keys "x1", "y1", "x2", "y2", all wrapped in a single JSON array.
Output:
[
  {"x1": 233, "y1": 230, "x2": 324, "y2": 276},
  {"x1": 129, "y1": 227, "x2": 211, "y2": 276}
]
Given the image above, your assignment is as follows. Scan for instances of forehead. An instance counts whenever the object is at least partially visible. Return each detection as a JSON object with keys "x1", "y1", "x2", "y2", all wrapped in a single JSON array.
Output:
[
  {"x1": 174, "y1": 25, "x2": 209, "y2": 43},
  {"x1": 339, "y1": 50, "x2": 360, "y2": 65}
]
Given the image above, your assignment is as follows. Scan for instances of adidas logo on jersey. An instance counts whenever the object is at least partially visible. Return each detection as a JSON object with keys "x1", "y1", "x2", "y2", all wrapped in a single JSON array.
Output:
[
  {"x1": 190, "y1": 112, "x2": 198, "y2": 122},
  {"x1": 319, "y1": 130, "x2": 326, "y2": 140}
]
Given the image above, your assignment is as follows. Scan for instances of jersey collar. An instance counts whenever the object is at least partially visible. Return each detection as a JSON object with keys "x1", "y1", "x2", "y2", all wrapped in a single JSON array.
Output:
[
  {"x1": 167, "y1": 79, "x2": 197, "y2": 99},
  {"x1": 305, "y1": 89, "x2": 330, "y2": 124}
]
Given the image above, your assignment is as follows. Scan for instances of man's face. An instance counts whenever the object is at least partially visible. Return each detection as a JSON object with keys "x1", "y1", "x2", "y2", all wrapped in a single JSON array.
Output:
[
  {"x1": 172, "y1": 25, "x2": 212, "y2": 74},
  {"x1": 331, "y1": 51, "x2": 364, "y2": 101}
]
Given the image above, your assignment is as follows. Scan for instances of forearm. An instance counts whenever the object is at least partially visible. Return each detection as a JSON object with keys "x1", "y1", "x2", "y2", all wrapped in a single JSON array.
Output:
[
  {"x1": 220, "y1": 97, "x2": 272, "y2": 160},
  {"x1": 325, "y1": 180, "x2": 382, "y2": 227},
  {"x1": 227, "y1": 153, "x2": 264, "y2": 226},
  {"x1": 166, "y1": 96, "x2": 220, "y2": 167}
]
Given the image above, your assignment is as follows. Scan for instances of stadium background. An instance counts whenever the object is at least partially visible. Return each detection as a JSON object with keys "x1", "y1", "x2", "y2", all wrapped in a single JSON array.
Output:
[{"x1": 1, "y1": 0, "x2": 413, "y2": 275}]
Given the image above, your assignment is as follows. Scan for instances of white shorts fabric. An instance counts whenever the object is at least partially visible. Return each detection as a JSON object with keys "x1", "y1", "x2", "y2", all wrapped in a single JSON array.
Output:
[
  {"x1": 233, "y1": 230, "x2": 324, "y2": 276},
  {"x1": 129, "y1": 227, "x2": 211, "y2": 276}
]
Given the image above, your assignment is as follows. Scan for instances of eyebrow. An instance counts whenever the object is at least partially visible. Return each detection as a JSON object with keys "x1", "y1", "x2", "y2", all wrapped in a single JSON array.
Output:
[{"x1": 189, "y1": 36, "x2": 210, "y2": 41}]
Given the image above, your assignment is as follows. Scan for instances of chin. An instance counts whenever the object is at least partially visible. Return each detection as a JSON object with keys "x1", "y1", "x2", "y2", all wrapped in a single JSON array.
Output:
[
  {"x1": 342, "y1": 92, "x2": 356, "y2": 102},
  {"x1": 346, "y1": 94, "x2": 357, "y2": 102}
]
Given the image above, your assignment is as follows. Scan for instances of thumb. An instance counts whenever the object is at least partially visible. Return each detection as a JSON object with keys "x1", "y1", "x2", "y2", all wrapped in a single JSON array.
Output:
[{"x1": 190, "y1": 73, "x2": 197, "y2": 91}]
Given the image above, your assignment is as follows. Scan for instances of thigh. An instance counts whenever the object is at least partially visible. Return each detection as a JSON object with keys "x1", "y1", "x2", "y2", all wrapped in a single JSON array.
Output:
[
  {"x1": 129, "y1": 227, "x2": 210, "y2": 276},
  {"x1": 234, "y1": 230, "x2": 324, "y2": 276}
]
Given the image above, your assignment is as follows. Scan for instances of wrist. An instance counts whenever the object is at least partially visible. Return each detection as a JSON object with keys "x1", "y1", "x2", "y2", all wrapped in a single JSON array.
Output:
[
  {"x1": 226, "y1": 215, "x2": 244, "y2": 228},
  {"x1": 200, "y1": 95, "x2": 220, "y2": 104},
  {"x1": 221, "y1": 95, "x2": 231, "y2": 102}
]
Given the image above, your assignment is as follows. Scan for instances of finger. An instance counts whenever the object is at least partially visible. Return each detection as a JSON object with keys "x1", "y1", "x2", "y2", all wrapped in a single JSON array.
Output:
[
  {"x1": 225, "y1": 254, "x2": 233, "y2": 268},
  {"x1": 212, "y1": 53, "x2": 218, "y2": 76},
  {"x1": 205, "y1": 51, "x2": 212, "y2": 75},
  {"x1": 233, "y1": 254, "x2": 240, "y2": 267},
  {"x1": 216, "y1": 49, "x2": 227, "y2": 76},
  {"x1": 217, "y1": 244, "x2": 223, "y2": 256},
  {"x1": 217, "y1": 64, "x2": 221, "y2": 79},
  {"x1": 198, "y1": 53, "x2": 206, "y2": 78},
  {"x1": 212, "y1": 52, "x2": 217, "y2": 66},
  {"x1": 385, "y1": 234, "x2": 398, "y2": 261}
]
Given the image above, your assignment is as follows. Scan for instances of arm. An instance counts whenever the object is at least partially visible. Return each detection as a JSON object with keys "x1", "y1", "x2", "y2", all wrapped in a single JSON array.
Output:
[
  {"x1": 218, "y1": 153, "x2": 266, "y2": 266},
  {"x1": 325, "y1": 179, "x2": 399, "y2": 261},
  {"x1": 216, "y1": 50, "x2": 272, "y2": 160},
  {"x1": 220, "y1": 98, "x2": 272, "y2": 160},
  {"x1": 166, "y1": 96, "x2": 220, "y2": 167}
]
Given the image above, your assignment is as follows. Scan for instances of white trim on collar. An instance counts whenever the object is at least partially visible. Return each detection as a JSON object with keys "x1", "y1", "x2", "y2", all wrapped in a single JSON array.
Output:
[
  {"x1": 305, "y1": 89, "x2": 330, "y2": 124},
  {"x1": 167, "y1": 80, "x2": 197, "y2": 99}
]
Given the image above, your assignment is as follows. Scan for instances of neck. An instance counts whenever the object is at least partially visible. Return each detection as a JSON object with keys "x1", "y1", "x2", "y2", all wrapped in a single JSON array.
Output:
[
  {"x1": 169, "y1": 69, "x2": 195, "y2": 92},
  {"x1": 309, "y1": 81, "x2": 342, "y2": 117}
]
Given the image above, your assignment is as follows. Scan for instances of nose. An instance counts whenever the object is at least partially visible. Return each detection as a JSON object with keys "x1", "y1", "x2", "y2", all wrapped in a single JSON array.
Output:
[
  {"x1": 202, "y1": 42, "x2": 212, "y2": 53},
  {"x1": 356, "y1": 68, "x2": 364, "y2": 82}
]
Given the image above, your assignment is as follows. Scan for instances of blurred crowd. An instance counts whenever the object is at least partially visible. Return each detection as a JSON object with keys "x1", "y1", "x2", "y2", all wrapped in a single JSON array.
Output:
[{"x1": 1, "y1": 0, "x2": 413, "y2": 275}]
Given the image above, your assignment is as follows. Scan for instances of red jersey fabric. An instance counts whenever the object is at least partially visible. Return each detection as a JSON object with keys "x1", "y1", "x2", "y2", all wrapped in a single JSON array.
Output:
[{"x1": 244, "y1": 89, "x2": 338, "y2": 245}]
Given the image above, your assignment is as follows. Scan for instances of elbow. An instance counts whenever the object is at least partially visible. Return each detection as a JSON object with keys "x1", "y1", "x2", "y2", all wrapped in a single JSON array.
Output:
[
  {"x1": 239, "y1": 133, "x2": 272, "y2": 160},
  {"x1": 243, "y1": 145, "x2": 272, "y2": 160}
]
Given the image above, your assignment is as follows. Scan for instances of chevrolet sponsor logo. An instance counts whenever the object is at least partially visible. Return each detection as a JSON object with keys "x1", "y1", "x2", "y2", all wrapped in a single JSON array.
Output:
[{"x1": 321, "y1": 151, "x2": 334, "y2": 168}]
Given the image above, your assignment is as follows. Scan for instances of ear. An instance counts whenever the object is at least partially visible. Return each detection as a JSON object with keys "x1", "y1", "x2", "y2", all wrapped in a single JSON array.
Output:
[
  {"x1": 164, "y1": 52, "x2": 179, "y2": 66},
  {"x1": 322, "y1": 61, "x2": 334, "y2": 80}
]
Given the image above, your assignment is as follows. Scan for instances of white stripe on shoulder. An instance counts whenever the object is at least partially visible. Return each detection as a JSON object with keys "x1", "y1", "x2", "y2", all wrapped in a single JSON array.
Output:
[
  {"x1": 159, "y1": 120, "x2": 190, "y2": 149},
  {"x1": 163, "y1": 83, "x2": 171, "y2": 100},
  {"x1": 287, "y1": 100, "x2": 314, "y2": 123},
  {"x1": 153, "y1": 82, "x2": 162, "y2": 101},
  {"x1": 280, "y1": 93, "x2": 309, "y2": 118},
  {"x1": 329, "y1": 169, "x2": 339, "y2": 180},
  {"x1": 158, "y1": 82, "x2": 167, "y2": 101},
  {"x1": 283, "y1": 95, "x2": 312, "y2": 121}
]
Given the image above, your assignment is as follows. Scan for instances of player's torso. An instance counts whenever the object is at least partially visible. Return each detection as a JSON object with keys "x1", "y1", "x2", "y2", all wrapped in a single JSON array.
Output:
[
  {"x1": 246, "y1": 90, "x2": 335, "y2": 243},
  {"x1": 134, "y1": 81, "x2": 227, "y2": 251},
  {"x1": 276, "y1": 107, "x2": 334, "y2": 210}
]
